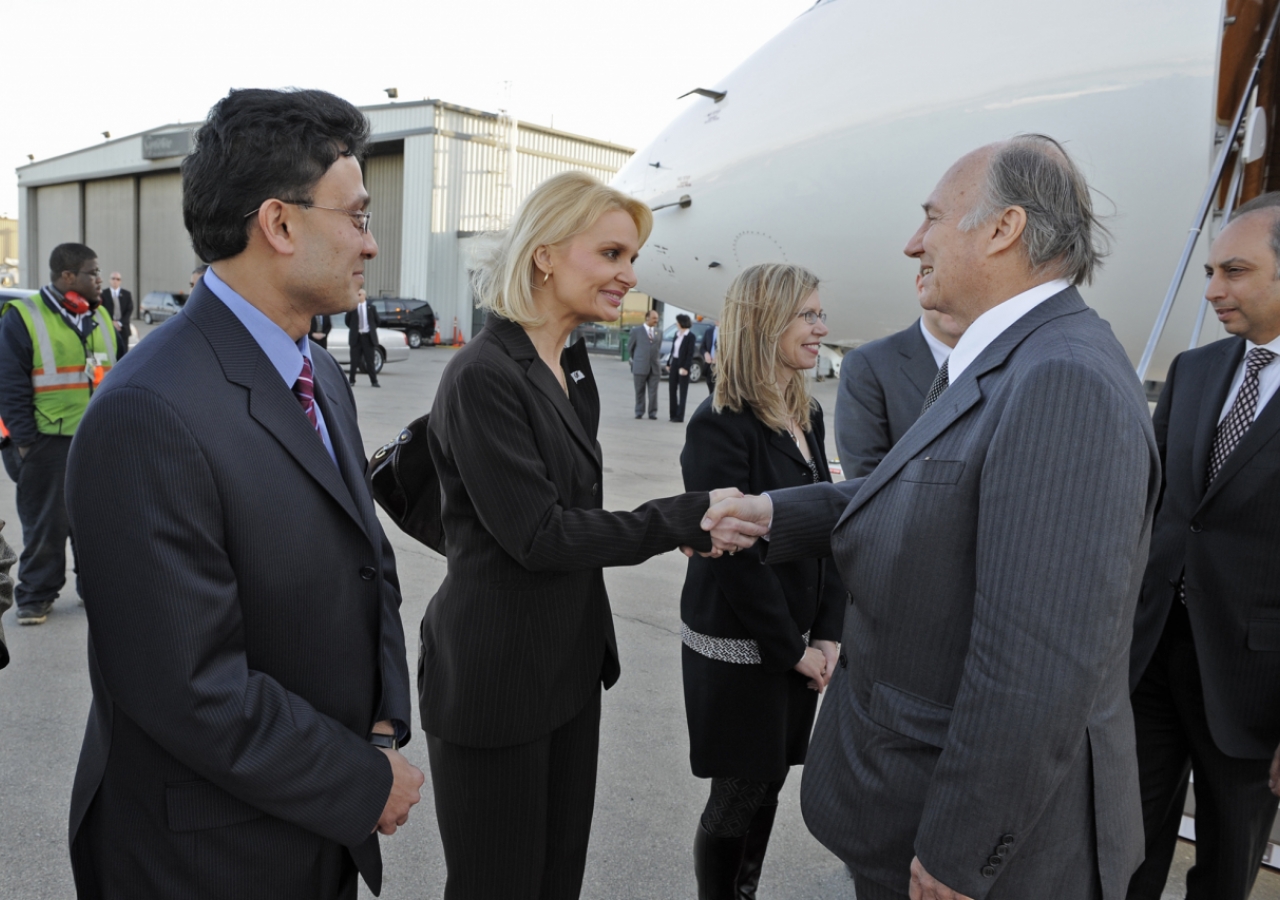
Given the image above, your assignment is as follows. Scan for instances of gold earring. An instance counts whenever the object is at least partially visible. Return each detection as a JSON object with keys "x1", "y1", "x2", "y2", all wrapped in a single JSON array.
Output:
[{"x1": 543, "y1": 271, "x2": 551, "y2": 285}]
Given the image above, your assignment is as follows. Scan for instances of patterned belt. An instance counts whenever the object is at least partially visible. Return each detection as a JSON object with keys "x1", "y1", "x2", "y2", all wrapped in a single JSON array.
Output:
[{"x1": 681, "y1": 622, "x2": 810, "y2": 665}]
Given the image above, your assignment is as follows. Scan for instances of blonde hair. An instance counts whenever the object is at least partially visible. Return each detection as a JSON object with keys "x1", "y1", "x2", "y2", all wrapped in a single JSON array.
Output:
[
  {"x1": 471, "y1": 171, "x2": 654, "y2": 327},
  {"x1": 713, "y1": 263, "x2": 820, "y2": 433}
]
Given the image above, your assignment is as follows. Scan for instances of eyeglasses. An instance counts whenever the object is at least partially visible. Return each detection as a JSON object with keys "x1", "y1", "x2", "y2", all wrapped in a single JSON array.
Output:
[
  {"x1": 243, "y1": 201, "x2": 372, "y2": 234},
  {"x1": 797, "y1": 310, "x2": 828, "y2": 325}
]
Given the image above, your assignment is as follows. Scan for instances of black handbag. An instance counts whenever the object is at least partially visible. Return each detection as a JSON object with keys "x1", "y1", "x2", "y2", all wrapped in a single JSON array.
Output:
[{"x1": 367, "y1": 414, "x2": 447, "y2": 555}]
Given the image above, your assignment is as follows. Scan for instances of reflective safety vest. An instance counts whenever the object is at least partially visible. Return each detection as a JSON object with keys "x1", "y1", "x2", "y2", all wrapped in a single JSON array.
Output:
[{"x1": 0, "y1": 293, "x2": 116, "y2": 437}]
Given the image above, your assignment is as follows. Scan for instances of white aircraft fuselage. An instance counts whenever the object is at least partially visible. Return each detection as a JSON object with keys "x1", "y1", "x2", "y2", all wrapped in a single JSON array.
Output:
[{"x1": 614, "y1": 0, "x2": 1227, "y2": 381}]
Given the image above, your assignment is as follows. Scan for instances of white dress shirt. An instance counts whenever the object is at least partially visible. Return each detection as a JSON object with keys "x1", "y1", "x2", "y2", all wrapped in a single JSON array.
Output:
[
  {"x1": 1217, "y1": 333, "x2": 1280, "y2": 424},
  {"x1": 358, "y1": 301, "x2": 369, "y2": 333},
  {"x1": 946, "y1": 278, "x2": 1071, "y2": 384},
  {"x1": 918, "y1": 317, "x2": 953, "y2": 368}
]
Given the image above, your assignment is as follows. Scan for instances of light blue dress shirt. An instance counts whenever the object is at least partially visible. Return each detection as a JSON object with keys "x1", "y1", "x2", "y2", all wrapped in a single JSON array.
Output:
[{"x1": 203, "y1": 268, "x2": 338, "y2": 467}]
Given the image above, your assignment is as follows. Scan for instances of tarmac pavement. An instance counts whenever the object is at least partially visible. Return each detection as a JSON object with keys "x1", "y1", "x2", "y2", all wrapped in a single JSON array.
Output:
[{"x1": 0, "y1": 325, "x2": 1274, "y2": 899}]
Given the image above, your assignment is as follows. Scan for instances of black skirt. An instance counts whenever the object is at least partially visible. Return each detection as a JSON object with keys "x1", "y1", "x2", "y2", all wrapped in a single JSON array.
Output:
[{"x1": 682, "y1": 644, "x2": 820, "y2": 782}]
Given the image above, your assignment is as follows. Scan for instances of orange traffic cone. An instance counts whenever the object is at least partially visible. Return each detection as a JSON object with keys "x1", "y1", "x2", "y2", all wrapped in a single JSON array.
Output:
[
  {"x1": 433, "y1": 325, "x2": 442, "y2": 345},
  {"x1": 451, "y1": 317, "x2": 465, "y2": 346}
]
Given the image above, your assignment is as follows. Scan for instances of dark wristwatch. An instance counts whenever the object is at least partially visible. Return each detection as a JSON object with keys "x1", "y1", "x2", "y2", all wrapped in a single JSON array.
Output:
[{"x1": 368, "y1": 732, "x2": 399, "y2": 751}]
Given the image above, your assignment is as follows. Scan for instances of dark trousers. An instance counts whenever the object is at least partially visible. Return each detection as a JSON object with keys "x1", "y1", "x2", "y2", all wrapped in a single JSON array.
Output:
[
  {"x1": 426, "y1": 687, "x2": 601, "y2": 900},
  {"x1": 853, "y1": 873, "x2": 909, "y2": 900},
  {"x1": 704, "y1": 362, "x2": 716, "y2": 394},
  {"x1": 1, "y1": 436, "x2": 78, "y2": 609},
  {"x1": 349, "y1": 335, "x2": 378, "y2": 384},
  {"x1": 117, "y1": 327, "x2": 130, "y2": 356},
  {"x1": 669, "y1": 371, "x2": 690, "y2": 421},
  {"x1": 1127, "y1": 602, "x2": 1279, "y2": 900},
  {"x1": 633, "y1": 372, "x2": 659, "y2": 417}
]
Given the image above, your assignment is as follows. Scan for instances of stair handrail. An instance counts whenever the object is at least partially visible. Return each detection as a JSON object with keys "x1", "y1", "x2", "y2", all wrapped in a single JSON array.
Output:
[{"x1": 1135, "y1": 2, "x2": 1280, "y2": 382}]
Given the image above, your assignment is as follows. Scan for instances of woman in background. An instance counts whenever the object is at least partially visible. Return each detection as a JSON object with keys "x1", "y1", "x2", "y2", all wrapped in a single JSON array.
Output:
[
  {"x1": 679, "y1": 263, "x2": 845, "y2": 899},
  {"x1": 419, "y1": 171, "x2": 736, "y2": 900}
]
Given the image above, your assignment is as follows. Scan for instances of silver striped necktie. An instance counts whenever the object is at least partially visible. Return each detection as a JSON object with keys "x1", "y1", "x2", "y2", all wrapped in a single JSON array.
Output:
[{"x1": 922, "y1": 358, "x2": 950, "y2": 413}]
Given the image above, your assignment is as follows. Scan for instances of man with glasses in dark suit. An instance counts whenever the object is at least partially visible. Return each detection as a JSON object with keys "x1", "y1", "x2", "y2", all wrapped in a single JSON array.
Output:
[{"x1": 64, "y1": 88, "x2": 421, "y2": 900}]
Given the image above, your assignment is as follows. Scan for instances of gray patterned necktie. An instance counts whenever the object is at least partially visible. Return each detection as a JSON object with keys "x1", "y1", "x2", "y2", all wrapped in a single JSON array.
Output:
[
  {"x1": 1207, "y1": 347, "x2": 1277, "y2": 483},
  {"x1": 922, "y1": 358, "x2": 950, "y2": 413}
]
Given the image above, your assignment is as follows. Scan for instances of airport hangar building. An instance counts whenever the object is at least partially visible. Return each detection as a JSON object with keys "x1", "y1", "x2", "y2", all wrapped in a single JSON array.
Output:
[{"x1": 15, "y1": 99, "x2": 635, "y2": 342}]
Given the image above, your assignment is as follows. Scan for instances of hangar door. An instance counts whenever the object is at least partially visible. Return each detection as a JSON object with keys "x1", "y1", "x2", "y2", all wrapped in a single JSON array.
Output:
[
  {"x1": 362, "y1": 152, "x2": 403, "y2": 299},
  {"x1": 85, "y1": 178, "x2": 137, "y2": 299},
  {"x1": 35, "y1": 184, "x2": 82, "y2": 282},
  {"x1": 139, "y1": 173, "x2": 196, "y2": 297}
]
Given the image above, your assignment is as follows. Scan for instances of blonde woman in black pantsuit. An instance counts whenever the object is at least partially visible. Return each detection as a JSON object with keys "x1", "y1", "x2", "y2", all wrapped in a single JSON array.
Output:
[
  {"x1": 419, "y1": 171, "x2": 741, "y2": 900},
  {"x1": 679, "y1": 263, "x2": 845, "y2": 899}
]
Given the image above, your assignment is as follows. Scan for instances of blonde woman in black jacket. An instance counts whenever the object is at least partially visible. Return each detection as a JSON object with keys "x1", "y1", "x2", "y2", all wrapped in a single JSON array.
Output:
[
  {"x1": 420, "y1": 171, "x2": 740, "y2": 900},
  {"x1": 680, "y1": 263, "x2": 845, "y2": 898}
]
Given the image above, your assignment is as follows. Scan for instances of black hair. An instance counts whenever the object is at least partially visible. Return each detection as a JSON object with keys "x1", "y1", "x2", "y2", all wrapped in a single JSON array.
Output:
[
  {"x1": 676, "y1": 314, "x2": 692, "y2": 328},
  {"x1": 49, "y1": 243, "x2": 97, "y2": 282},
  {"x1": 182, "y1": 88, "x2": 371, "y2": 262},
  {"x1": 192, "y1": 264, "x2": 208, "y2": 276}
]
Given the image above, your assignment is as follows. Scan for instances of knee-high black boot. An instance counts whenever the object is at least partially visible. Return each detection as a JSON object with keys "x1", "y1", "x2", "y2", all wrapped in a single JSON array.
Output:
[
  {"x1": 694, "y1": 822, "x2": 749, "y2": 900},
  {"x1": 735, "y1": 802, "x2": 778, "y2": 899}
]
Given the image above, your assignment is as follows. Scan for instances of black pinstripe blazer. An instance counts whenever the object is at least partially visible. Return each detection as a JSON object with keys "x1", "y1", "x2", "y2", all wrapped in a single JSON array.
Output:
[
  {"x1": 64, "y1": 285, "x2": 410, "y2": 898},
  {"x1": 419, "y1": 315, "x2": 713, "y2": 748},
  {"x1": 1132, "y1": 337, "x2": 1280, "y2": 759}
]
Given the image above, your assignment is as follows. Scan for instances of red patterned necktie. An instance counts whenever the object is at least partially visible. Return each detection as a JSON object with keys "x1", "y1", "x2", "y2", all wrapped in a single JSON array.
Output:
[
  {"x1": 292, "y1": 356, "x2": 321, "y2": 435},
  {"x1": 1207, "y1": 347, "x2": 1277, "y2": 483}
]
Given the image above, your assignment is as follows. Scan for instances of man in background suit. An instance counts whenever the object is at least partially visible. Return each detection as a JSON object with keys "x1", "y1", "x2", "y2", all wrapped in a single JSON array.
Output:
[
  {"x1": 64, "y1": 87, "x2": 423, "y2": 900},
  {"x1": 628, "y1": 308, "x2": 662, "y2": 418},
  {"x1": 669, "y1": 313, "x2": 695, "y2": 422},
  {"x1": 345, "y1": 289, "x2": 380, "y2": 387},
  {"x1": 701, "y1": 319, "x2": 718, "y2": 394},
  {"x1": 703, "y1": 135, "x2": 1159, "y2": 900},
  {"x1": 311, "y1": 313, "x2": 332, "y2": 349},
  {"x1": 835, "y1": 308, "x2": 963, "y2": 478},
  {"x1": 102, "y1": 272, "x2": 133, "y2": 354},
  {"x1": 1126, "y1": 196, "x2": 1280, "y2": 900}
]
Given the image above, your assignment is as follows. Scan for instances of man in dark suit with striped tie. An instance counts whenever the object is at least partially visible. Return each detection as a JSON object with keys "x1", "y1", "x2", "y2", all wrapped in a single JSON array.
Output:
[
  {"x1": 1126, "y1": 197, "x2": 1280, "y2": 900},
  {"x1": 63, "y1": 88, "x2": 423, "y2": 900}
]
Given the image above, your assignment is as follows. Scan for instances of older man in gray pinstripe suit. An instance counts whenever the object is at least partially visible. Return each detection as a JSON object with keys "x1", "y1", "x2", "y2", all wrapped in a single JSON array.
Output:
[{"x1": 703, "y1": 136, "x2": 1160, "y2": 900}]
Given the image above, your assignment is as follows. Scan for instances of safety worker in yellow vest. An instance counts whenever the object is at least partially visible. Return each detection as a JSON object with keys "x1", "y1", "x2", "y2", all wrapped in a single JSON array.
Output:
[{"x1": 0, "y1": 243, "x2": 119, "y2": 626}]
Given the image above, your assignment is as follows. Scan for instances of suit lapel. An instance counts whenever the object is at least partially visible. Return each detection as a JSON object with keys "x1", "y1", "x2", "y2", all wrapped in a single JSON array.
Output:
[
  {"x1": 489, "y1": 316, "x2": 602, "y2": 469},
  {"x1": 834, "y1": 288, "x2": 1088, "y2": 530},
  {"x1": 185, "y1": 287, "x2": 368, "y2": 536},
  {"x1": 900, "y1": 319, "x2": 939, "y2": 400},
  {"x1": 312, "y1": 363, "x2": 378, "y2": 542},
  {"x1": 1190, "y1": 339, "x2": 1244, "y2": 501},
  {"x1": 1197, "y1": 341, "x2": 1280, "y2": 509},
  {"x1": 769, "y1": 429, "x2": 809, "y2": 470}
]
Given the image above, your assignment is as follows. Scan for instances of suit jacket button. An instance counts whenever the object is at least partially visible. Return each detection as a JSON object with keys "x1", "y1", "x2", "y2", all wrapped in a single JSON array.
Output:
[
  {"x1": 359, "y1": 566, "x2": 376, "y2": 581},
  {"x1": 989, "y1": 855, "x2": 1003, "y2": 866},
  {"x1": 838, "y1": 652, "x2": 848, "y2": 668},
  {"x1": 996, "y1": 843, "x2": 1010, "y2": 856},
  {"x1": 981, "y1": 865, "x2": 996, "y2": 877},
  {"x1": 1189, "y1": 521, "x2": 1202, "y2": 533},
  {"x1": 1001, "y1": 834, "x2": 1015, "y2": 845}
]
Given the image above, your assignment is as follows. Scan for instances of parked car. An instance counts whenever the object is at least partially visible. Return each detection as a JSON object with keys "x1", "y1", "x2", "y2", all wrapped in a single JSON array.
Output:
[
  {"x1": 368, "y1": 297, "x2": 436, "y2": 348},
  {"x1": 571, "y1": 322, "x2": 613, "y2": 349},
  {"x1": 323, "y1": 327, "x2": 409, "y2": 374},
  {"x1": 140, "y1": 291, "x2": 184, "y2": 324},
  {"x1": 660, "y1": 321, "x2": 714, "y2": 382},
  {"x1": 0, "y1": 288, "x2": 36, "y2": 302}
]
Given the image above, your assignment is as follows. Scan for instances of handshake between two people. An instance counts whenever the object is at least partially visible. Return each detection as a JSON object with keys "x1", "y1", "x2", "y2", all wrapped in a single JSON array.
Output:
[
  {"x1": 680, "y1": 488, "x2": 775, "y2": 559},
  {"x1": 683, "y1": 490, "x2": 838, "y2": 694}
]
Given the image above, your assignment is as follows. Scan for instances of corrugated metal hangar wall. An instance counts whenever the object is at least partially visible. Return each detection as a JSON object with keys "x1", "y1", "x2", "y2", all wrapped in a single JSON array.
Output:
[{"x1": 16, "y1": 100, "x2": 634, "y2": 341}]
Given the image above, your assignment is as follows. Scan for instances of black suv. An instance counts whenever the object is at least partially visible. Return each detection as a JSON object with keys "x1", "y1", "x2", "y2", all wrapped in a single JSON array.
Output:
[{"x1": 369, "y1": 297, "x2": 436, "y2": 348}]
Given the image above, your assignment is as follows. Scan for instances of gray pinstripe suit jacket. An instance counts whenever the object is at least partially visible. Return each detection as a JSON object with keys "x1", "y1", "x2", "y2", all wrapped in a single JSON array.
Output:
[{"x1": 764, "y1": 288, "x2": 1160, "y2": 900}]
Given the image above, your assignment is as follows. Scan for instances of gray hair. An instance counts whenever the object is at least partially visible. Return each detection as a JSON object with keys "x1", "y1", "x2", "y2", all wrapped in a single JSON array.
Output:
[
  {"x1": 1229, "y1": 193, "x2": 1280, "y2": 277},
  {"x1": 958, "y1": 134, "x2": 1110, "y2": 286}
]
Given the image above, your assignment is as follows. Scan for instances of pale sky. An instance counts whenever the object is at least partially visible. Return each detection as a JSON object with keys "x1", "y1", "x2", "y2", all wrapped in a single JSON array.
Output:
[{"x1": 4, "y1": 0, "x2": 816, "y2": 218}]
